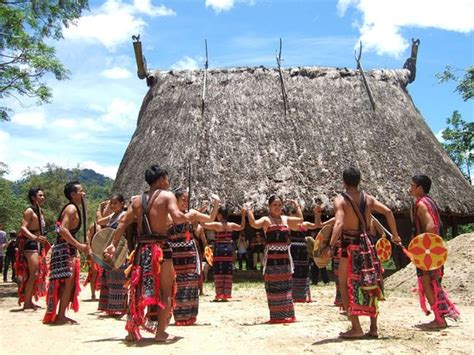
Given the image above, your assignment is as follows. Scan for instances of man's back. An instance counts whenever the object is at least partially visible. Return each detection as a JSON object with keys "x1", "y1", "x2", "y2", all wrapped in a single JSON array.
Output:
[
  {"x1": 339, "y1": 191, "x2": 373, "y2": 231},
  {"x1": 134, "y1": 190, "x2": 174, "y2": 235}
]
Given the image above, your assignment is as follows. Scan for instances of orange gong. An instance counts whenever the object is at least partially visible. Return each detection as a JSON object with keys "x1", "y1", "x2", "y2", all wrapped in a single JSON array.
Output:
[
  {"x1": 375, "y1": 237, "x2": 392, "y2": 262},
  {"x1": 408, "y1": 233, "x2": 448, "y2": 271},
  {"x1": 205, "y1": 246, "x2": 214, "y2": 266}
]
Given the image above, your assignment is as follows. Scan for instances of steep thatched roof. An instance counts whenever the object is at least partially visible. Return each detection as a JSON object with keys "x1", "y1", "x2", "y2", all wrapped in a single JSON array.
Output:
[{"x1": 113, "y1": 67, "x2": 474, "y2": 220}]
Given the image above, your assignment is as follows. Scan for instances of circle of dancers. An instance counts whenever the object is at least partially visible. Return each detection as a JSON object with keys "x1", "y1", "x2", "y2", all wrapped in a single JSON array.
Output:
[{"x1": 8, "y1": 164, "x2": 460, "y2": 343}]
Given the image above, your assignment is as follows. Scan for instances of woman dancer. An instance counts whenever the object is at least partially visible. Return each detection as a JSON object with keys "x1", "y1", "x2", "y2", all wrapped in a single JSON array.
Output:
[
  {"x1": 204, "y1": 206, "x2": 246, "y2": 301},
  {"x1": 83, "y1": 202, "x2": 108, "y2": 301},
  {"x1": 247, "y1": 195, "x2": 302, "y2": 323},
  {"x1": 168, "y1": 189, "x2": 220, "y2": 325},
  {"x1": 97, "y1": 194, "x2": 128, "y2": 316}
]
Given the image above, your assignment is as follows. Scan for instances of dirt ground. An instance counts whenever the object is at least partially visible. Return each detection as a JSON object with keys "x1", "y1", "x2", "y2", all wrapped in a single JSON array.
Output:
[{"x1": 0, "y1": 271, "x2": 472, "y2": 355}]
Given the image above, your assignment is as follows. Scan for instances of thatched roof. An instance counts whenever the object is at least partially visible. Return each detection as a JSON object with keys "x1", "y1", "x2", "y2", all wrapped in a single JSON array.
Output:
[{"x1": 113, "y1": 67, "x2": 474, "y2": 220}]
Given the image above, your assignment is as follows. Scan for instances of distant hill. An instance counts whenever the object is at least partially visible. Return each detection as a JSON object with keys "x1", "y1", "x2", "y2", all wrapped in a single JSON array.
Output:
[
  {"x1": 12, "y1": 167, "x2": 114, "y2": 200},
  {"x1": 68, "y1": 168, "x2": 113, "y2": 186}
]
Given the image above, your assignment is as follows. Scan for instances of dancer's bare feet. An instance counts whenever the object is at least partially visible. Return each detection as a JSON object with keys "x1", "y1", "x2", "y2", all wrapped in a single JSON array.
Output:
[
  {"x1": 23, "y1": 302, "x2": 41, "y2": 311},
  {"x1": 339, "y1": 329, "x2": 365, "y2": 339},
  {"x1": 416, "y1": 319, "x2": 447, "y2": 330},
  {"x1": 154, "y1": 331, "x2": 180, "y2": 343},
  {"x1": 365, "y1": 328, "x2": 379, "y2": 339},
  {"x1": 125, "y1": 333, "x2": 137, "y2": 342},
  {"x1": 54, "y1": 316, "x2": 78, "y2": 325}
]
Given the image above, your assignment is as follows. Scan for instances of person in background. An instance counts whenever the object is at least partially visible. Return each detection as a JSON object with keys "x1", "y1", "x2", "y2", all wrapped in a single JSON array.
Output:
[
  {"x1": 247, "y1": 196, "x2": 303, "y2": 323},
  {"x1": 251, "y1": 230, "x2": 265, "y2": 271},
  {"x1": 96, "y1": 194, "x2": 128, "y2": 316},
  {"x1": 236, "y1": 231, "x2": 249, "y2": 270},
  {"x1": 4, "y1": 231, "x2": 17, "y2": 282},
  {"x1": 0, "y1": 224, "x2": 7, "y2": 277}
]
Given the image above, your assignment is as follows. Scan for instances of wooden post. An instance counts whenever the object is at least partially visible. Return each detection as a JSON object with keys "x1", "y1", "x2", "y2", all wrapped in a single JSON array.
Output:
[
  {"x1": 276, "y1": 38, "x2": 288, "y2": 116},
  {"x1": 201, "y1": 39, "x2": 209, "y2": 115},
  {"x1": 354, "y1": 41, "x2": 376, "y2": 111}
]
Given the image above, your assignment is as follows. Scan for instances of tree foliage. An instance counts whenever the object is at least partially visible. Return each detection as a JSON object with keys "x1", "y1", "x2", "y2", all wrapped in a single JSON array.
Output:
[
  {"x1": 0, "y1": 0, "x2": 89, "y2": 121},
  {"x1": 437, "y1": 66, "x2": 473, "y2": 185},
  {"x1": 436, "y1": 65, "x2": 474, "y2": 102},
  {"x1": 0, "y1": 167, "x2": 26, "y2": 231},
  {"x1": 0, "y1": 163, "x2": 113, "y2": 241},
  {"x1": 441, "y1": 111, "x2": 473, "y2": 184}
]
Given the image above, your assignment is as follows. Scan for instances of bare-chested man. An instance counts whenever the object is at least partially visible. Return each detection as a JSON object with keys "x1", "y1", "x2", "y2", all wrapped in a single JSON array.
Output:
[
  {"x1": 18, "y1": 187, "x2": 48, "y2": 309},
  {"x1": 410, "y1": 174, "x2": 460, "y2": 329},
  {"x1": 104, "y1": 165, "x2": 190, "y2": 342},
  {"x1": 329, "y1": 167, "x2": 401, "y2": 339},
  {"x1": 43, "y1": 181, "x2": 90, "y2": 324}
]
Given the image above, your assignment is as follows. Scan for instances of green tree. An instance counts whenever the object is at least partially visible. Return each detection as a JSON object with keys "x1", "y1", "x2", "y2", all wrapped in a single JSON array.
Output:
[
  {"x1": 436, "y1": 65, "x2": 474, "y2": 101},
  {"x1": 437, "y1": 66, "x2": 473, "y2": 185},
  {"x1": 18, "y1": 163, "x2": 113, "y2": 239},
  {"x1": 441, "y1": 111, "x2": 473, "y2": 184},
  {"x1": 0, "y1": 164, "x2": 26, "y2": 231},
  {"x1": 0, "y1": 0, "x2": 89, "y2": 121}
]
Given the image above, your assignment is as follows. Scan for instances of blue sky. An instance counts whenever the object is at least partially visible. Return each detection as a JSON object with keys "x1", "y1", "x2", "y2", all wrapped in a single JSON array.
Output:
[{"x1": 1, "y1": 0, "x2": 473, "y2": 180}]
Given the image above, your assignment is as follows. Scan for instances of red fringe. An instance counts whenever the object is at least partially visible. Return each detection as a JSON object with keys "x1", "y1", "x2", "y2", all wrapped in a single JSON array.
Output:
[
  {"x1": 346, "y1": 244, "x2": 383, "y2": 318},
  {"x1": 175, "y1": 317, "x2": 196, "y2": 326},
  {"x1": 83, "y1": 259, "x2": 102, "y2": 291},
  {"x1": 267, "y1": 316, "x2": 296, "y2": 324},
  {"x1": 43, "y1": 279, "x2": 60, "y2": 324},
  {"x1": 126, "y1": 244, "x2": 178, "y2": 340},
  {"x1": 42, "y1": 258, "x2": 81, "y2": 324},
  {"x1": 293, "y1": 298, "x2": 311, "y2": 303},
  {"x1": 14, "y1": 238, "x2": 48, "y2": 305},
  {"x1": 215, "y1": 294, "x2": 232, "y2": 300}
]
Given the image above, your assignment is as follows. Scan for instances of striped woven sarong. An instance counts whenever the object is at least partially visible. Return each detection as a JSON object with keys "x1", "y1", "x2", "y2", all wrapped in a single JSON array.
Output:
[
  {"x1": 290, "y1": 230, "x2": 311, "y2": 303},
  {"x1": 213, "y1": 231, "x2": 234, "y2": 300},
  {"x1": 98, "y1": 263, "x2": 128, "y2": 316},
  {"x1": 43, "y1": 241, "x2": 80, "y2": 324},
  {"x1": 344, "y1": 231, "x2": 384, "y2": 317},
  {"x1": 264, "y1": 223, "x2": 295, "y2": 323},
  {"x1": 169, "y1": 223, "x2": 200, "y2": 325}
]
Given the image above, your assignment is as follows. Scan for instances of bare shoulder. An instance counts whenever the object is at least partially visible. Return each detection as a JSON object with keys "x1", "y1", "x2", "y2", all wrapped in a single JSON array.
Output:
[
  {"x1": 160, "y1": 190, "x2": 174, "y2": 200},
  {"x1": 417, "y1": 201, "x2": 429, "y2": 213},
  {"x1": 64, "y1": 204, "x2": 79, "y2": 215},
  {"x1": 131, "y1": 196, "x2": 141, "y2": 209},
  {"x1": 364, "y1": 193, "x2": 375, "y2": 205},
  {"x1": 23, "y1": 207, "x2": 34, "y2": 216},
  {"x1": 333, "y1": 195, "x2": 345, "y2": 207}
]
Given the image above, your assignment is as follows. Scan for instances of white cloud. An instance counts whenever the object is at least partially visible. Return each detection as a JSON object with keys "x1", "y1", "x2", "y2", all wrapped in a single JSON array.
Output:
[
  {"x1": 206, "y1": 0, "x2": 235, "y2": 12},
  {"x1": 11, "y1": 111, "x2": 46, "y2": 129},
  {"x1": 133, "y1": 0, "x2": 176, "y2": 16},
  {"x1": 101, "y1": 98, "x2": 138, "y2": 129},
  {"x1": 81, "y1": 160, "x2": 118, "y2": 179},
  {"x1": 64, "y1": 0, "x2": 175, "y2": 49},
  {"x1": 337, "y1": 0, "x2": 474, "y2": 57},
  {"x1": 171, "y1": 56, "x2": 199, "y2": 70},
  {"x1": 69, "y1": 132, "x2": 90, "y2": 141},
  {"x1": 100, "y1": 66, "x2": 133, "y2": 79},
  {"x1": 435, "y1": 129, "x2": 445, "y2": 143},
  {"x1": 82, "y1": 118, "x2": 109, "y2": 132},
  {"x1": 51, "y1": 118, "x2": 77, "y2": 129}
]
